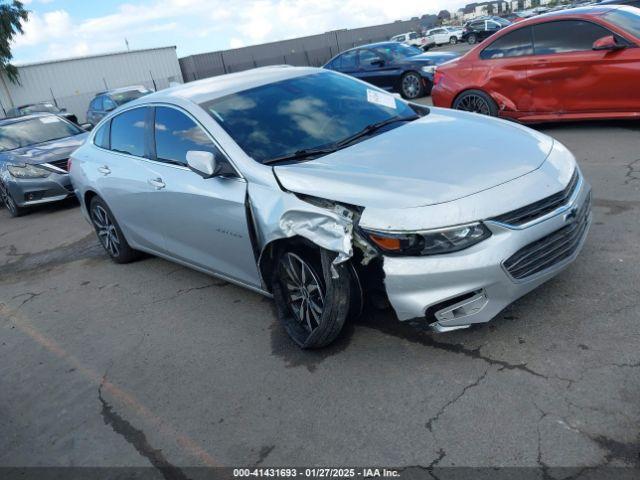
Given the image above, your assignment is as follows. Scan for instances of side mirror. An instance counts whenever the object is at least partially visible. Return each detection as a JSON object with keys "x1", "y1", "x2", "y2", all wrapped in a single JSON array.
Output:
[
  {"x1": 593, "y1": 35, "x2": 623, "y2": 51},
  {"x1": 80, "y1": 123, "x2": 93, "y2": 131},
  {"x1": 186, "y1": 150, "x2": 221, "y2": 178}
]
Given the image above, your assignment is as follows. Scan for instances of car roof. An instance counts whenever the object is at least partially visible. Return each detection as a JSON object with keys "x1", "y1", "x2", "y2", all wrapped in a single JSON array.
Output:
[
  {"x1": 93, "y1": 85, "x2": 150, "y2": 98},
  {"x1": 134, "y1": 65, "x2": 324, "y2": 105},
  {"x1": 0, "y1": 112, "x2": 57, "y2": 126}
]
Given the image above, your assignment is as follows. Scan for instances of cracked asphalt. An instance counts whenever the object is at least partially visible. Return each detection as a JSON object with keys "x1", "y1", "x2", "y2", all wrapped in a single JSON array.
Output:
[{"x1": 0, "y1": 112, "x2": 639, "y2": 473}]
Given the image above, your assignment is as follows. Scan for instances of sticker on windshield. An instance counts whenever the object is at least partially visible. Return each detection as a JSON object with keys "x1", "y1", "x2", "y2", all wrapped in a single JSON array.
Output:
[
  {"x1": 39, "y1": 116, "x2": 61, "y2": 124},
  {"x1": 366, "y1": 89, "x2": 397, "y2": 109}
]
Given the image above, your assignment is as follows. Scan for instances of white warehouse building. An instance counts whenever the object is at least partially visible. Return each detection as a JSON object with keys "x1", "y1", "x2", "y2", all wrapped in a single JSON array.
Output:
[{"x1": 0, "y1": 46, "x2": 183, "y2": 123}]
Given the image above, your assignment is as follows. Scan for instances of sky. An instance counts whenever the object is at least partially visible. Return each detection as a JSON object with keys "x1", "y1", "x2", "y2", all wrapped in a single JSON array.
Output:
[{"x1": 12, "y1": 0, "x2": 467, "y2": 64}]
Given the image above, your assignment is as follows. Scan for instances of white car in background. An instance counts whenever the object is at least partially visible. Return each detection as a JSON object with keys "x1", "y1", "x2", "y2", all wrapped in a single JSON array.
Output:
[
  {"x1": 390, "y1": 31, "x2": 430, "y2": 50},
  {"x1": 425, "y1": 26, "x2": 464, "y2": 46}
]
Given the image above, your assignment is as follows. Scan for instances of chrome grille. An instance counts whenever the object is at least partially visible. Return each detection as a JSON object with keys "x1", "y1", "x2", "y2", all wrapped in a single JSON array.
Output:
[
  {"x1": 504, "y1": 193, "x2": 591, "y2": 280},
  {"x1": 492, "y1": 169, "x2": 579, "y2": 226}
]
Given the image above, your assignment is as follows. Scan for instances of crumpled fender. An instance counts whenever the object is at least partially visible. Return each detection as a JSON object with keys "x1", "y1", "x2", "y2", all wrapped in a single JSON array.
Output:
[{"x1": 247, "y1": 183, "x2": 355, "y2": 280}]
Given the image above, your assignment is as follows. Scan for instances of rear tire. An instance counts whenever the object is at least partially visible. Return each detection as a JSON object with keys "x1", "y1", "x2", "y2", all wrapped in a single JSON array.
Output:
[
  {"x1": 0, "y1": 181, "x2": 27, "y2": 217},
  {"x1": 272, "y1": 244, "x2": 353, "y2": 349},
  {"x1": 452, "y1": 89, "x2": 498, "y2": 117},
  {"x1": 467, "y1": 34, "x2": 477, "y2": 44},
  {"x1": 89, "y1": 196, "x2": 141, "y2": 264},
  {"x1": 400, "y1": 71, "x2": 425, "y2": 99},
  {"x1": 450, "y1": 36, "x2": 458, "y2": 45}
]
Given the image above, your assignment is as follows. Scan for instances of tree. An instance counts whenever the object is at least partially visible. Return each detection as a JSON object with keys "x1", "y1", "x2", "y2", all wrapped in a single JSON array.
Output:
[{"x1": 0, "y1": 1, "x2": 28, "y2": 83}]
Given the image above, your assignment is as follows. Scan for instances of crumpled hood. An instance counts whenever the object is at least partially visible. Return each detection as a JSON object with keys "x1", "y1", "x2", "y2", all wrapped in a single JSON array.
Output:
[
  {"x1": 0, "y1": 133, "x2": 87, "y2": 166},
  {"x1": 274, "y1": 108, "x2": 554, "y2": 209}
]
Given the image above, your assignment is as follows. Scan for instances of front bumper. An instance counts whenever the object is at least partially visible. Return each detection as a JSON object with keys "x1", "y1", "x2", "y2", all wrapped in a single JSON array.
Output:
[
  {"x1": 4, "y1": 172, "x2": 74, "y2": 207},
  {"x1": 382, "y1": 177, "x2": 592, "y2": 331}
]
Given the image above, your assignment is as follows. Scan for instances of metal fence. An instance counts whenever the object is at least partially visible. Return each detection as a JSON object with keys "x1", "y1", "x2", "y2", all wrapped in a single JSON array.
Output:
[{"x1": 179, "y1": 17, "x2": 437, "y2": 81}]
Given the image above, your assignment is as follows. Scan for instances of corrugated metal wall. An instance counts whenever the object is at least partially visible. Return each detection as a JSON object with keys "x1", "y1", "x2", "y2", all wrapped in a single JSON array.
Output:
[
  {"x1": 0, "y1": 47, "x2": 183, "y2": 122},
  {"x1": 180, "y1": 17, "x2": 435, "y2": 82}
]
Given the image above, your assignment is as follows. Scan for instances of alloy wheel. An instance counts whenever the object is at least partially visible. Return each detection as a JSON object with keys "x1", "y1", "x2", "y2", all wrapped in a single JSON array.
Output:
[
  {"x1": 0, "y1": 182, "x2": 17, "y2": 216},
  {"x1": 402, "y1": 73, "x2": 421, "y2": 99},
  {"x1": 279, "y1": 252, "x2": 325, "y2": 333},
  {"x1": 450, "y1": 37, "x2": 457, "y2": 45},
  {"x1": 456, "y1": 94, "x2": 491, "y2": 115},
  {"x1": 91, "y1": 205, "x2": 120, "y2": 257}
]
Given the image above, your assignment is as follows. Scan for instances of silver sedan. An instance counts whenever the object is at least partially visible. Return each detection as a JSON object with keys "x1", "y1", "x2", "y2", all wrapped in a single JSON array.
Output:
[{"x1": 69, "y1": 66, "x2": 591, "y2": 348}]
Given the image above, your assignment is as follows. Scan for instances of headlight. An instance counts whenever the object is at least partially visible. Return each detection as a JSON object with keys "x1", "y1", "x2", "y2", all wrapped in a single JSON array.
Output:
[
  {"x1": 421, "y1": 65, "x2": 436, "y2": 74},
  {"x1": 7, "y1": 164, "x2": 50, "y2": 179},
  {"x1": 364, "y1": 223, "x2": 492, "y2": 256}
]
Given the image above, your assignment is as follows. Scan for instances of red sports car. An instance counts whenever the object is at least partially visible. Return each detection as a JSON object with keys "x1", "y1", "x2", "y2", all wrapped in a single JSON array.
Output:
[{"x1": 432, "y1": 5, "x2": 640, "y2": 123}]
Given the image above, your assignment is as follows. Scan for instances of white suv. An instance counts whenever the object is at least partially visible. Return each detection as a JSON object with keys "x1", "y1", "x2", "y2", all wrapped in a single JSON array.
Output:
[{"x1": 390, "y1": 32, "x2": 429, "y2": 50}]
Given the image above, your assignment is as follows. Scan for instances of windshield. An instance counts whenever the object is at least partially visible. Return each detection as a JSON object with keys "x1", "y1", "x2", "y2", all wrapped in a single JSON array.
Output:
[
  {"x1": 200, "y1": 71, "x2": 417, "y2": 163},
  {"x1": 112, "y1": 88, "x2": 151, "y2": 106},
  {"x1": 604, "y1": 8, "x2": 640, "y2": 38},
  {"x1": 373, "y1": 42, "x2": 423, "y2": 60},
  {"x1": 0, "y1": 116, "x2": 83, "y2": 152},
  {"x1": 21, "y1": 103, "x2": 59, "y2": 114}
]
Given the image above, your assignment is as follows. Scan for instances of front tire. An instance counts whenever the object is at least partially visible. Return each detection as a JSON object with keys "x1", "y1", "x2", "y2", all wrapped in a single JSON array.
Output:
[
  {"x1": 89, "y1": 196, "x2": 140, "y2": 263},
  {"x1": 452, "y1": 89, "x2": 498, "y2": 116},
  {"x1": 400, "y1": 71, "x2": 425, "y2": 99},
  {"x1": 0, "y1": 181, "x2": 26, "y2": 217},
  {"x1": 272, "y1": 245, "x2": 353, "y2": 349},
  {"x1": 467, "y1": 34, "x2": 477, "y2": 45}
]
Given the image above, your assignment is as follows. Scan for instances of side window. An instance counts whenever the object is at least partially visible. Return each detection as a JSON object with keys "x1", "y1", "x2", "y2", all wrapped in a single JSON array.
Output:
[
  {"x1": 103, "y1": 96, "x2": 117, "y2": 111},
  {"x1": 90, "y1": 97, "x2": 103, "y2": 111},
  {"x1": 470, "y1": 21, "x2": 483, "y2": 30},
  {"x1": 487, "y1": 21, "x2": 501, "y2": 31},
  {"x1": 533, "y1": 20, "x2": 613, "y2": 55},
  {"x1": 359, "y1": 49, "x2": 381, "y2": 66},
  {"x1": 409, "y1": 32, "x2": 418, "y2": 39},
  {"x1": 480, "y1": 27, "x2": 533, "y2": 59},
  {"x1": 154, "y1": 106, "x2": 226, "y2": 167},
  {"x1": 339, "y1": 50, "x2": 358, "y2": 70},
  {"x1": 110, "y1": 107, "x2": 147, "y2": 157},
  {"x1": 93, "y1": 120, "x2": 110, "y2": 149}
]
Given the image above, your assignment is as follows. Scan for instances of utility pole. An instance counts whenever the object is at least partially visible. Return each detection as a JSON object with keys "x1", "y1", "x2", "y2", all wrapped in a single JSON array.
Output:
[{"x1": 125, "y1": 38, "x2": 130, "y2": 51}]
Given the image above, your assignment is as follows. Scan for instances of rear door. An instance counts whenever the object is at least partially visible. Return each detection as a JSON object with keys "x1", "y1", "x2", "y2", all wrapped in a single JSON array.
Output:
[
  {"x1": 528, "y1": 19, "x2": 638, "y2": 114},
  {"x1": 479, "y1": 26, "x2": 535, "y2": 113},
  {"x1": 147, "y1": 105, "x2": 261, "y2": 286},
  {"x1": 94, "y1": 106, "x2": 168, "y2": 252}
]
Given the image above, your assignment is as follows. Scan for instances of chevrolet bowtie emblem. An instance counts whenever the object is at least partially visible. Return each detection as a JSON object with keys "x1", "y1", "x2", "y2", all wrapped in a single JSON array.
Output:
[{"x1": 564, "y1": 207, "x2": 578, "y2": 222}]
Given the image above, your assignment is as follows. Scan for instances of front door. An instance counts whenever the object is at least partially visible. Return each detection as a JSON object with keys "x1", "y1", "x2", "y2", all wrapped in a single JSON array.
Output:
[
  {"x1": 148, "y1": 106, "x2": 261, "y2": 287},
  {"x1": 357, "y1": 49, "x2": 398, "y2": 91}
]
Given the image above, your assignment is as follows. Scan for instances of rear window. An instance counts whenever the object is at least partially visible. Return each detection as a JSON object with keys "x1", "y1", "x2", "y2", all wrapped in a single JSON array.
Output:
[
  {"x1": 0, "y1": 116, "x2": 83, "y2": 152},
  {"x1": 111, "y1": 88, "x2": 151, "y2": 106},
  {"x1": 110, "y1": 107, "x2": 147, "y2": 157},
  {"x1": 481, "y1": 26, "x2": 533, "y2": 59},
  {"x1": 604, "y1": 8, "x2": 640, "y2": 39}
]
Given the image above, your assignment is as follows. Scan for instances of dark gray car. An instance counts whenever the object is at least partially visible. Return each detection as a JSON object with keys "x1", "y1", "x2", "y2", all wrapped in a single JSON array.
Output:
[
  {"x1": 0, "y1": 113, "x2": 88, "y2": 217},
  {"x1": 86, "y1": 86, "x2": 152, "y2": 126}
]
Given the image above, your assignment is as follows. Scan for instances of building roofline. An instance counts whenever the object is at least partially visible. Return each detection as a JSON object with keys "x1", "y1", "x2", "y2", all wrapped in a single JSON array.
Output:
[{"x1": 15, "y1": 46, "x2": 177, "y2": 69}]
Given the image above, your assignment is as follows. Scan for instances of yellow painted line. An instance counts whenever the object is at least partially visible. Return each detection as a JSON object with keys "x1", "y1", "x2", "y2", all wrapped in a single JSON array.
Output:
[{"x1": 0, "y1": 302, "x2": 219, "y2": 467}]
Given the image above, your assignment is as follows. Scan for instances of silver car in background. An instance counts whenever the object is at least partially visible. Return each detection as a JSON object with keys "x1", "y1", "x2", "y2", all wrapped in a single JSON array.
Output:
[
  {"x1": 69, "y1": 66, "x2": 591, "y2": 348},
  {"x1": 0, "y1": 114, "x2": 87, "y2": 217}
]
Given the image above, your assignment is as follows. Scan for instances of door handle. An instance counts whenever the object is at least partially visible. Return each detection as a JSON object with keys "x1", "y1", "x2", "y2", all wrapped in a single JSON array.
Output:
[
  {"x1": 148, "y1": 178, "x2": 166, "y2": 190},
  {"x1": 98, "y1": 166, "x2": 111, "y2": 175}
]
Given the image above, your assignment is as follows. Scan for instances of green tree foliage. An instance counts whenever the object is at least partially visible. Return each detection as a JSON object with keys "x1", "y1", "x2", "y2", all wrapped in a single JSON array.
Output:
[{"x1": 0, "y1": 1, "x2": 28, "y2": 83}]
